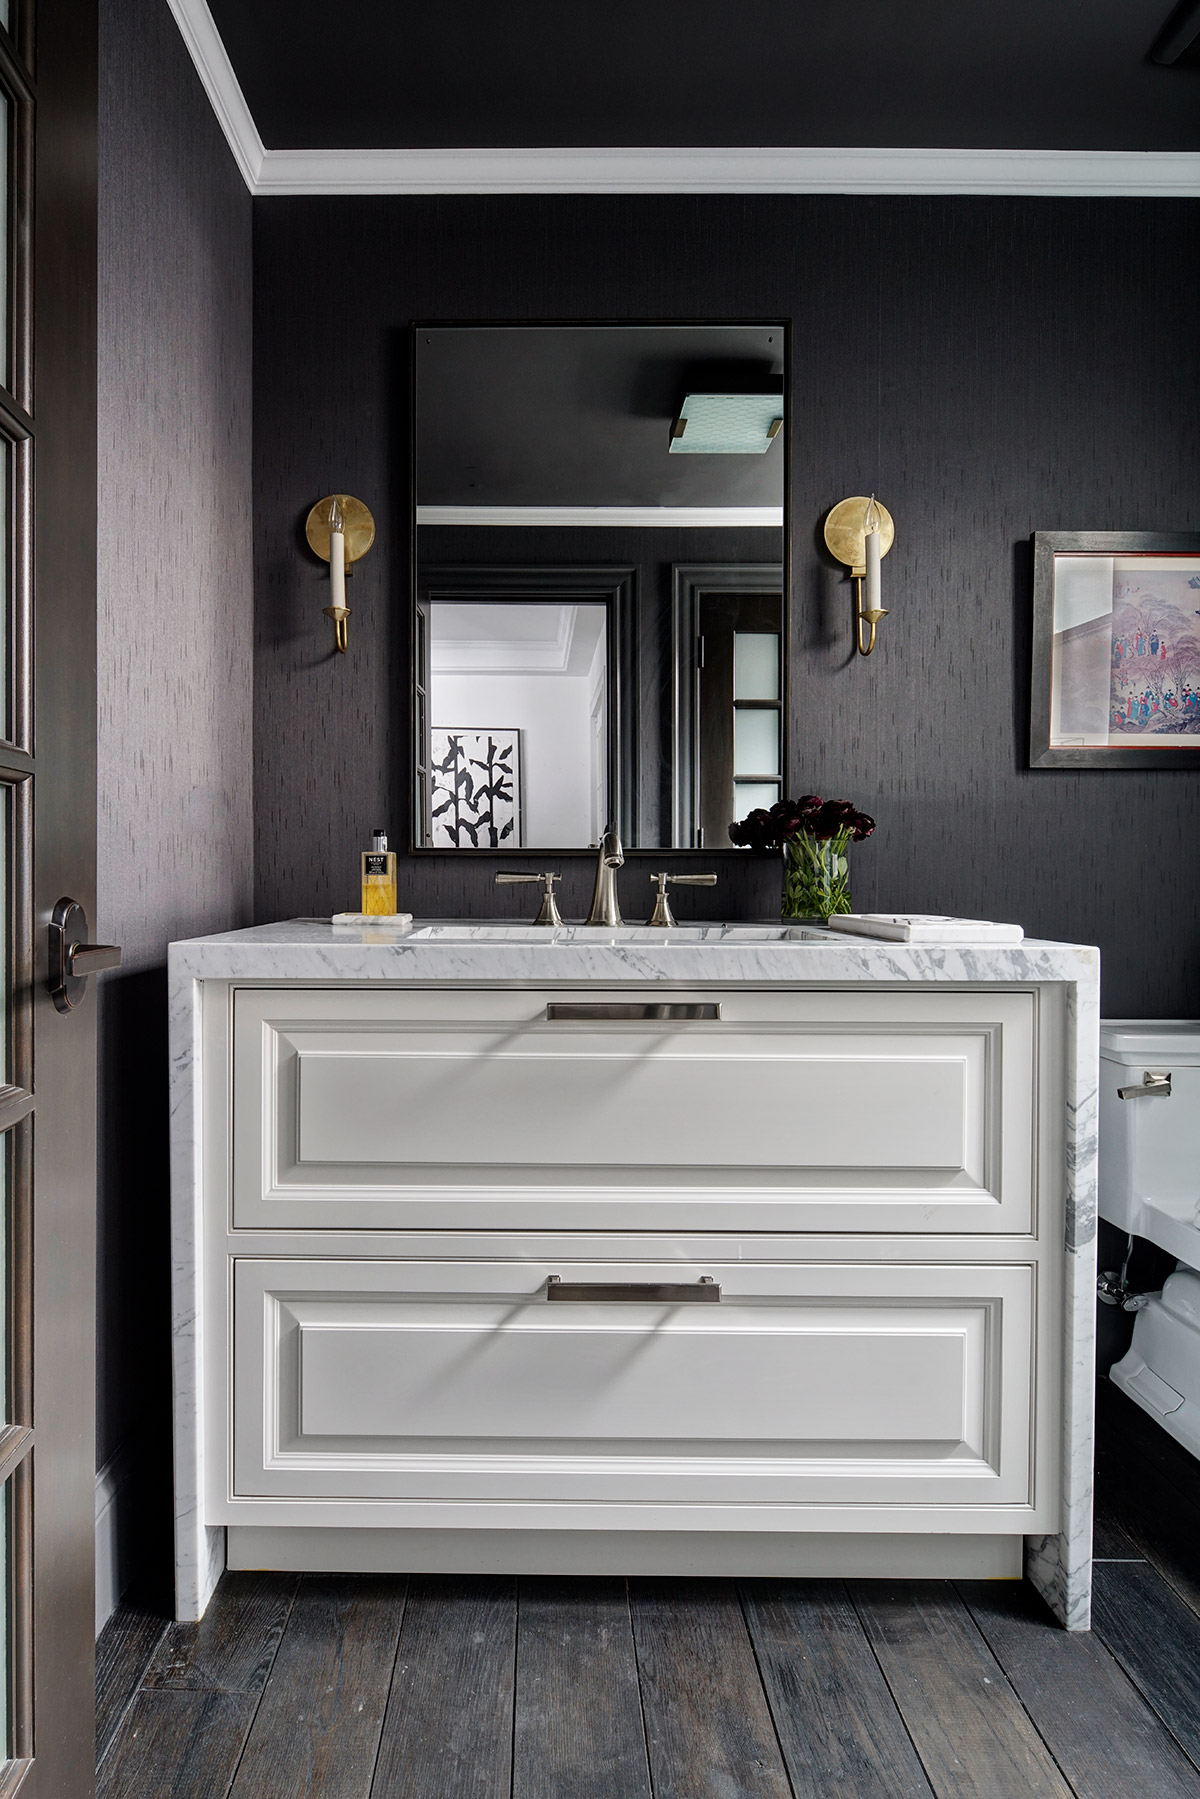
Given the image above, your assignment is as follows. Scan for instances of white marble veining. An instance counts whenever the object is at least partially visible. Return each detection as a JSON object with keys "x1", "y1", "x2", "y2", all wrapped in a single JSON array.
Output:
[{"x1": 168, "y1": 916, "x2": 1099, "y2": 1626}]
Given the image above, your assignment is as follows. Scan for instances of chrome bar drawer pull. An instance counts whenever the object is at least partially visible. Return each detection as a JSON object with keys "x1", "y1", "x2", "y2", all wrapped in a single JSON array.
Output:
[
  {"x1": 1117, "y1": 1070, "x2": 1172, "y2": 1100},
  {"x1": 545, "y1": 1001, "x2": 721, "y2": 1021},
  {"x1": 546, "y1": 1275, "x2": 721, "y2": 1303}
]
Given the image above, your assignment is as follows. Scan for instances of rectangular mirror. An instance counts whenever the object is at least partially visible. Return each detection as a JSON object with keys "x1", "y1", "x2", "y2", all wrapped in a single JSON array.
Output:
[{"x1": 412, "y1": 322, "x2": 787, "y2": 850}]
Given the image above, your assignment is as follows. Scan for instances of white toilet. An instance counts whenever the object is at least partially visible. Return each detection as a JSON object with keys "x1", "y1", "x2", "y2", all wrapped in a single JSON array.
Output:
[{"x1": 1101, "y1": 1020, "x2": 1200, "y2": 1454}]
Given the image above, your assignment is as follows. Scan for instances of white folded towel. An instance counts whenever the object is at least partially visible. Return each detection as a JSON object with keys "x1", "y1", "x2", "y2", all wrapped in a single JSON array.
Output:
[
  {"x1": 832, "y1": 914, "x2": 1024, "y2": 944},
  {"x1": 330, "y1": 912, "x2": 414, "y2": 927}
]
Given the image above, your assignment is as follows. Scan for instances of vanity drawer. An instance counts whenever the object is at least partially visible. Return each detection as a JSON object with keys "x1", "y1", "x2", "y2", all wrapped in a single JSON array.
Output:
[
  {"x1": 225, "y1": 1257, "x2": 1038, "y2": 1516},
  {"x1": 231, "y1": 986, "x2": 1038, "y2": 1233}
]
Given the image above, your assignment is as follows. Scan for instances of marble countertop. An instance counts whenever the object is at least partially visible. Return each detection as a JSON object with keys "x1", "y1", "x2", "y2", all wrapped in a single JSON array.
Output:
[{"x1": 168, "y1": 917, "x2": 1100, "y2": 987}]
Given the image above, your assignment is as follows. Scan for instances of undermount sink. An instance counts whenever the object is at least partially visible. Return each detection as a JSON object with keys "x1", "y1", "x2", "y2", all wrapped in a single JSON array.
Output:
[{"x1": 402, "y1": 922, "x2": 830, "y2": 943}]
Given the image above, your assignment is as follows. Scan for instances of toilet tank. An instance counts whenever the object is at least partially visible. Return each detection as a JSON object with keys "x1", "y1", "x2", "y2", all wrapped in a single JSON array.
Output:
[{"x1": 1100, "y1": 1021, "x2": 1200, "y2": 1254}]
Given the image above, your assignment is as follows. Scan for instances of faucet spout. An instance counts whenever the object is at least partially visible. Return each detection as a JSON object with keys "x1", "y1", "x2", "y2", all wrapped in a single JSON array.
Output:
[{"x1": 586, "y1": 824, "x2": 624, "y2": 926}]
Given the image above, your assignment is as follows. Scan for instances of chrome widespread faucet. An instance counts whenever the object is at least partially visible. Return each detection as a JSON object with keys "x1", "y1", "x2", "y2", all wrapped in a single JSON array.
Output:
[{"x1": 585, "y1": 824, "x2": 625, "y2": 926}]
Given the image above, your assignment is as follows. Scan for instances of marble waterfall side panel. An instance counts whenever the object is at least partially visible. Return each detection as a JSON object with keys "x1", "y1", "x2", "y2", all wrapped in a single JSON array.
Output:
[
  {"x1": 1025, "y1": 957, "x2": 1100, "y2": 1629},
  {"x1": 167, "y1": 958, "x2": 223, "y2": 1620}
]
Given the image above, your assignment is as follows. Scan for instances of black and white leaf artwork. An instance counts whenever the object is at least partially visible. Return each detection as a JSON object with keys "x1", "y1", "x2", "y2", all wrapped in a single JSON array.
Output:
[{"x1": 430, "y1": 728, "x2": 522, "y2": 848}]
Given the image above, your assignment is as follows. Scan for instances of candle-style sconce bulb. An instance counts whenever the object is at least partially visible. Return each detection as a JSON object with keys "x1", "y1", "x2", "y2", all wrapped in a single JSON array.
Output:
[
  {"x1": 305, "y1": 493, "x2": 376, "y2": 655},
  {"x1": 823, "y1": 494, "x2": 895, "y2": 657}
]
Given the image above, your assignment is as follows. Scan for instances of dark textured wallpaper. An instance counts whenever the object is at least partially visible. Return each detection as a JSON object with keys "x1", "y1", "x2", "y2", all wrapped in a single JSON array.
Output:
[
  {"x1": 253, "y1": 194, "x2": 1200, "y2": 1016},
  {"x1": 97, "y1": 0, "x2": 253, "y2": 1519}
]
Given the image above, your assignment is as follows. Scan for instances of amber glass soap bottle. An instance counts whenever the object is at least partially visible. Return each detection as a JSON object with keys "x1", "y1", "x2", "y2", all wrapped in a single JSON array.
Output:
[{"x1": 360, "y1": 829, "x2": 397, "y2": 915}]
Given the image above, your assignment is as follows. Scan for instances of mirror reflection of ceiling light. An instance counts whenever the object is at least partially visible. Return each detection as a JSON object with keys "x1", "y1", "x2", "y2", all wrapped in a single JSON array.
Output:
[{"x1": 669, "y1": 394, "x2": 784, "y2": 454}]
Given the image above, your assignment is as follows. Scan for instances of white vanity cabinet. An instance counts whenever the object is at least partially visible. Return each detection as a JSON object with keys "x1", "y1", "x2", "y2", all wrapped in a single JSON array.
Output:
[{"x1": 170, "y1": 923, "x2": 1099, "y2": 1629}]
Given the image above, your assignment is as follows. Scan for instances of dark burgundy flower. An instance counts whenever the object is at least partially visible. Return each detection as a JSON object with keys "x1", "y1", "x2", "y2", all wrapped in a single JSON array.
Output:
[
  {"x1": 730, "y1": 794, "x2": 875, "y2": 850},
  {"x1": 768, "y1": 802, "x2": 808, "y2": 838},
  {"x1": 728, "y1": 808, "x2": 778, "y2": 850},
  {"x1": 806, "y1": 799, "x2": 854, "y2": 839}
]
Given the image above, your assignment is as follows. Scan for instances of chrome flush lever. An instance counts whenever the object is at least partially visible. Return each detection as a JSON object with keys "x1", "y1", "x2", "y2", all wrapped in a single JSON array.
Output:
[{"x1": 1117, "y1": 1070, "x2": 1172, "y2": 1100}]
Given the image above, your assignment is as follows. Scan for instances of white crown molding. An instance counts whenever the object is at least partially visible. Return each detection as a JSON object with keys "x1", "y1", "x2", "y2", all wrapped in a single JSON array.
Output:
[
  {"x1": 255, "y1": 145, "x2": 1200, "y2": 200},
  {"x1": 168, "y1": 4, "x2": 1200, "y2": 199},
  {"x1": 254, "y1": 145, "x2": 1200, "y2": 199},
  {"x1": 166, "y1": 0, "x2": 264, "y2": 190},
  {"x1": 416, "y1": 505, "x2": 785, "y2": 528}
]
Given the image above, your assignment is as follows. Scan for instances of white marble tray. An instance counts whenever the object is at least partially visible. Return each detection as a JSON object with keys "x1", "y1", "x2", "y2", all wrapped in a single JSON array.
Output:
[{"x1": 836, "y1": 913, "x2": 1025, "y2": 944}]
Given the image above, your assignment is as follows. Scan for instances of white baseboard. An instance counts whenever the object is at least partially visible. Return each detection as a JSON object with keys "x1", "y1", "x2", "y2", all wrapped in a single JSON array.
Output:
[{"x1": 95, "y1": 1443, "x2": 137, "y2": 1637}]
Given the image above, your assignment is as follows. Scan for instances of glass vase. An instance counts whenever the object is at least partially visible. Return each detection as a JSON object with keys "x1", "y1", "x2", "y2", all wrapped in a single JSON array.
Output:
[{"x1": 781, "y1": 829, "x2": 853, "y2": 921}]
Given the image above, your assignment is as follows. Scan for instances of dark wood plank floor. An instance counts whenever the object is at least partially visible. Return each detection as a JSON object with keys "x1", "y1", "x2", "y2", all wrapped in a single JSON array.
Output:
[{"x1": 96, "y1": 1382, "x2": 1200, "y2": 1797}]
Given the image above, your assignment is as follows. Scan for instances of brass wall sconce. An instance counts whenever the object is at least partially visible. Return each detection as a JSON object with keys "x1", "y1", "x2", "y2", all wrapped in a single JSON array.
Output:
[
  {"x1": 824, "y1": 495, "x2": 895, "y2": 656},
  {"x1": 305, "y1": 493, "x2": 376, "y2": 652}
]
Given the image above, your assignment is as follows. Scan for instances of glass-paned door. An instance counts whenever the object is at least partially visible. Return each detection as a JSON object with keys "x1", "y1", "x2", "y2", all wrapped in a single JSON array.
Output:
[
  {"x1": 0, "y1": 0, "x2": 35, "y2": 1782},
  {"x1": 7, "y1": 0, "x2": 102, "y2": 1792},
  {"x1": 695, "y1": 590, "x2": 784, "y2": 849}
]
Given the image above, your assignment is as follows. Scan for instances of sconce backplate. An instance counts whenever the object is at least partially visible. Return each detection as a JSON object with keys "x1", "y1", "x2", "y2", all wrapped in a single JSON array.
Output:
[
  {"x1": 824, "y1": 496, "x2": 895, "y2": 575},
  {"x1": 305, "y1": 494, "x2": 376, "y2": 565}
]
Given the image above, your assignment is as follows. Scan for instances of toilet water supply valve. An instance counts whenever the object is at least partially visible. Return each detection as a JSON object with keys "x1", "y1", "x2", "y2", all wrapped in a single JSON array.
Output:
[
  {"x1": 1098, "y1": 1232, "x2": 1163, "y2": 1312},
  {"x1": 1097, "y1": 1271, "x2": 1156, "y2": 1312}
]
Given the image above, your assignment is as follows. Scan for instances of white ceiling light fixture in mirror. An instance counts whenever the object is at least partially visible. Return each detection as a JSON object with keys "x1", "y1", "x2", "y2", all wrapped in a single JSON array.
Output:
[{"x1": 669, "y1": 393, "x2": 784, "y2": 455}]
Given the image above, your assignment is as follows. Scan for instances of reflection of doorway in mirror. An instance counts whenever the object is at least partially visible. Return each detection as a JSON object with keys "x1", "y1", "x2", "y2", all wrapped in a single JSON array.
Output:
[
  {"x1": 696, "y1": 591, "x2": 783, "y2": 848},
  {"x1": 429, "y1": 600, "x2": 608, "y2": 848}
]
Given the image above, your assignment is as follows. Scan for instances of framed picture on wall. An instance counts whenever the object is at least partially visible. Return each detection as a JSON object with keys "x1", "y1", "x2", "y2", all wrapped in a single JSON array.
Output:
[
  {"x1": 430, "y1": 727, "x2": 523, "y2": 847},
  {"x1": 1030, "y1": 531, "x2": 1200, "y2": 768}
]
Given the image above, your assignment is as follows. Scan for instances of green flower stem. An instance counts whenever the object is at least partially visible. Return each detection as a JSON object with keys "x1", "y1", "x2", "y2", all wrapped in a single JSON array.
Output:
[{"x1": 781, "y1": 828, "x2": 854, "y2": 920}]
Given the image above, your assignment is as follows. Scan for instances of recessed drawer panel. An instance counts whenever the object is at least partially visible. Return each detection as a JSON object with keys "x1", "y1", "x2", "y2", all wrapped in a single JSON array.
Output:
[
  {"x1": 232, "y1": 987, "x2": 1037, "y2": 1233},
  {"x1": 227, "y1": 1257, "x2": 1036, "y2": 1513},
  {"x1": 297, "y1": 1040, "x2": 968, "y2": 1168}
]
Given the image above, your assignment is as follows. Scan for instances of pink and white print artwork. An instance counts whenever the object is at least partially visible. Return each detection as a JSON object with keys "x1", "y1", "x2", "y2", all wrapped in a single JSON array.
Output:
[{"x1": 1050, "y1": 555, "x2": 1200, "y2": 749}]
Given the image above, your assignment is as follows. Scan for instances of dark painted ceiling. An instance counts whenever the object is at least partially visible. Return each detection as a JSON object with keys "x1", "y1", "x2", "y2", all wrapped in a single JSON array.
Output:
[{"x1": 208, "y1": 0, "x2": 1200, "y2": 152}]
